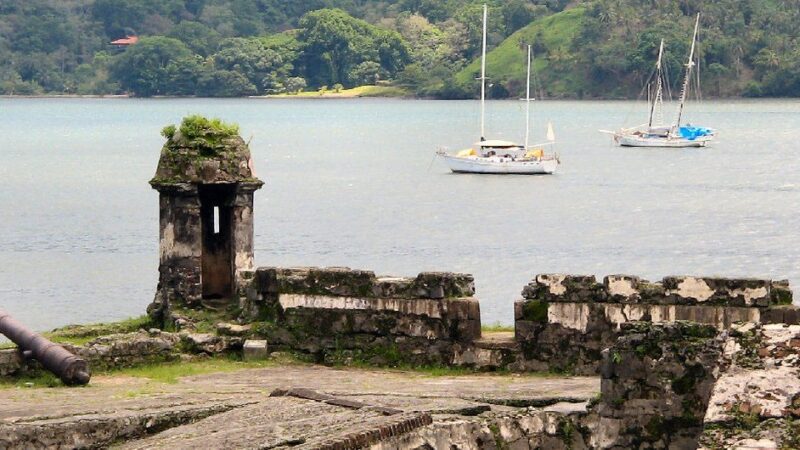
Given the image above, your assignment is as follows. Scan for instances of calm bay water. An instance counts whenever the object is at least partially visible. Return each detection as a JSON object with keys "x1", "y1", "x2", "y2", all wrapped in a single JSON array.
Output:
[{"x1": 1, "y1": 97, "x2": 799, "y2": 331}]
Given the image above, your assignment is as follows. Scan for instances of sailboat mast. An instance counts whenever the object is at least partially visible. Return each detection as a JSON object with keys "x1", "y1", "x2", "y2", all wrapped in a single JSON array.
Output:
[
  {"x1": 525, "y1": 44, "x2": 531, "y2": 148},
  {"x1": 675, "y1": 13, "x2": 700, "y2": 130},
  {"x1": 480, "y1": 4, "x2": 487, "y2": 140},
  {"x1": 648, "y1": 39, "x2": 664, "y2": 128}
]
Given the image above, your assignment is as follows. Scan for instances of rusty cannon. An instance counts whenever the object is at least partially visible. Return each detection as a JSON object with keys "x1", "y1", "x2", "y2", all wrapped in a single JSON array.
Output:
[{"x1": 0, "y1": 308, "x2": 91, "y2": 385}]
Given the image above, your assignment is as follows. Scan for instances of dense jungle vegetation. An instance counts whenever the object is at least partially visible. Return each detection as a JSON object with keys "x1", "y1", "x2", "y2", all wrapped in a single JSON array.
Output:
[{"x1": 0, "y1": 0, "x2": 797, "y2": 98}]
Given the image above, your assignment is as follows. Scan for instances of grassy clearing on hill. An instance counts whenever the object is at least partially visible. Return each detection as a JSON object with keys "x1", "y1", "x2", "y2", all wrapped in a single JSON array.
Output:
[{"x1": 456, "y1": 7, "x2": 586, "y2": 98}]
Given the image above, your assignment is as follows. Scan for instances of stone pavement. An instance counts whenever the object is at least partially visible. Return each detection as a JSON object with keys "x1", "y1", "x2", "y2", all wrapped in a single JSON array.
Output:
[{"x1": 0, "y1": 364, "x2": 598, "y2": 449}]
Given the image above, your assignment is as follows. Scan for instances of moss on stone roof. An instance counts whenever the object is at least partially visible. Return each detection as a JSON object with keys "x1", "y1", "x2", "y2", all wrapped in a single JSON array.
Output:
[{"x1": 151, "y1": 115, "x2": 262, "y2": 186}]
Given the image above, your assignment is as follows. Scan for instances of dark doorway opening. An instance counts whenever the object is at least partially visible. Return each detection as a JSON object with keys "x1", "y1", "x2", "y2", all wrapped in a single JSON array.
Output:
[{"x1": 199, "y1": 184, "x2": 235, "y2": 299}]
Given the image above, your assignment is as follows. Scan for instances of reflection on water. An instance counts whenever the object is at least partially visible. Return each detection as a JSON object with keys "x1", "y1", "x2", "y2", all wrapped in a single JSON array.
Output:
[{"x1": 0, "y1": 98, "x2": 798, "y2": 330}]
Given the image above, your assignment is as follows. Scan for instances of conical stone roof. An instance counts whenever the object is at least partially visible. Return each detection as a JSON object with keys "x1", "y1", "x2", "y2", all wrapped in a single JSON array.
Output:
[{"x1": 150, "y1": 115, "x2": 262, "y2": 187}]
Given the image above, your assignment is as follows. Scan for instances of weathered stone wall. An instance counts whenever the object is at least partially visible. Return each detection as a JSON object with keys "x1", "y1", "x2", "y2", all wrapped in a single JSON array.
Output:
[
  {"x1": 590, "y1": 322, "x2": 724, "y2": 449},
  {"x1": 700, "y1": 322, "x2": 800, "y2": 448},
  {"x1": 514, "y1": 274, "x2": 796, "y2": 374},
  {"x1": 0, "y1": 330, "x2": 180, "y2": 377},
  {"x1": 238, "y1": 266, "x2": 480, "y2": 365},
  {"x1": 380, "y1": 322, "x2": 729, "y2": 450},
  {"x1": 150, "y1": 185, "x2": 203, "y2": 318}
]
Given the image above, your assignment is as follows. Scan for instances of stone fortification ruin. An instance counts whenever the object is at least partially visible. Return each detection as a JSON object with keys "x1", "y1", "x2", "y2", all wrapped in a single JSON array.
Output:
[
  {"x1": 133, "y1": 117, "x2": 800, "y2": 447},
  {"x1": 8, "y1": 116, "x2": 798, "y2": 448}
]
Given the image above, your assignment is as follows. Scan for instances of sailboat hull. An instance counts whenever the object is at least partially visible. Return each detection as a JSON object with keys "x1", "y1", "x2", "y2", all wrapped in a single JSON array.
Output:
[
  {"x1": 440, "y1": 154, "x2": 558, "y2": 174},
  {"x1": 617, "y1": 134, "x2": 710, "y2": 148}
]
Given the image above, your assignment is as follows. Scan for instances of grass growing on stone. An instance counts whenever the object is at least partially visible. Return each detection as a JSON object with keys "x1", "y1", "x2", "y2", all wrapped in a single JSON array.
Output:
[
  {"x1": 481, "y1": 322, "x2": 514, "y2": 332},
  {"x1": 0, "y1": 372, "x2": 65, "y2": 389},
  {"x1": 0, "y1": 315, "x2": 155, "y2": 349},
  {"x1": 45, "y1": 315, "x2": 156, "y2": 345},
  {"x1": 0, "y1": 353, "x2": 309, "y2": 390},
  {"x1": 169, "y1": 305, "x2": 241, "y2": 334}
]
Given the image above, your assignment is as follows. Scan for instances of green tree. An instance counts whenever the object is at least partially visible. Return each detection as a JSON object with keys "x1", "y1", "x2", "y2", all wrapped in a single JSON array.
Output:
[
  {"x1": 168, "y1": 21, "x2": 221, "y2": 56},
  {"x1": 111, "y1": 36, "x2": 193, "y2": 96},
  {"x1": 166, "y1": 56, "x2": 206, "y2": 95},
  {"x1": 349, "y1": 61, "x2": 384, "y2": 85},
  {"x1": 502, "y1": 0, "x2": 536, "y2": 34},
  {"x1": 707, "y1": 62, "x2": 729, "y2": 96},
  {"x1": 298, "y1": 9, "x2": 409, "y2": 87},
  {"x1": 284, "y1": 76, "x2": 306, "y2": 94},
  {"x1": 211, "y1": 36, "x2": 294, "y2": 92},
  {"x1": 197, "y1": 69, "x2": 257, "y2": 96}
]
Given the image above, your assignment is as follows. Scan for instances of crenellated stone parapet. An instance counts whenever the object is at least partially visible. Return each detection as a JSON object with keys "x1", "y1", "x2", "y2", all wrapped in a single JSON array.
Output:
[
  {"x1": 522, "y1": 274, "x2": 792, "y2": 307},
  {"x1": 253, "y1": 266, "x2": 475, "y2": 300},
  {"x1": 514, "y1": 274, "x2": 797, "y2": 375},
  {"x1": 236, "y1": 266, "x2": 480, "y2": 365}
]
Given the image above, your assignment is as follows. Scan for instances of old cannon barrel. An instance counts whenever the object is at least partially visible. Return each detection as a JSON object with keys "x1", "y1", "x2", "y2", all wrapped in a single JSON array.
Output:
[{"x1": 0, "y1": 308, "x2": 91, "y2": 385}]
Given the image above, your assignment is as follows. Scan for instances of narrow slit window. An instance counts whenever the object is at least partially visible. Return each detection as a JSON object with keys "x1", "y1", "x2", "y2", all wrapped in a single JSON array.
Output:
[{"x1": 213, "y1": 206, "x2": 220, "y2": 234}]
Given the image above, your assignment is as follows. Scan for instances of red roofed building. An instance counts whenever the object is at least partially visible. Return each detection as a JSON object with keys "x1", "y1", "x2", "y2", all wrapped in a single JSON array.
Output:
[{"x1": 110, "y1": 36, "x2": 139, "y2": 46}]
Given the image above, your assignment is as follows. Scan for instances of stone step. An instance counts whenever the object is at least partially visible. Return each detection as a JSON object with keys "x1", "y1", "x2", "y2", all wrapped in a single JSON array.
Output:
[{"x1": 473, "y1": 331, "x2": 518, "y2": 350}]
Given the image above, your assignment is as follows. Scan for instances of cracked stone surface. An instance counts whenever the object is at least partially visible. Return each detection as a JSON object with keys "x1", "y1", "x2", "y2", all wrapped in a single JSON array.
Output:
[{"x1": 0, "y1": 364, "x2": 598, "y2": 449}]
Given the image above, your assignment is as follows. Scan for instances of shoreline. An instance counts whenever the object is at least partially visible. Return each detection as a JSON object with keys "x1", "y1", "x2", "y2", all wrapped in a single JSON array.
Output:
[{"x1": 1, "y1": 94, "x2": 791, "y2": 101}]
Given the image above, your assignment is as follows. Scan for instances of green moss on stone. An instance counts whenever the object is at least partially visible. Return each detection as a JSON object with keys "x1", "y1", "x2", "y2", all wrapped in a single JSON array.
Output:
[
  {"x1": 634, "y1": 341, "x2": 663, "y2": 360},
  {"x1": 488, "y1": 423, "x2": 510, "y2": 450},
  {"x1": 521, "y1": 300, "x2": 549, "y2": 323},
  {"x1": 772, "y1": 287, "x2": 793, "y2": 305},
  {"x1": 176, "y1": 115, "x2": 240, "y2": 156},
  {"x1": 161, "y1": 124, "x2": 176, "y2": 139},
  {"x1": 558, "y1": 418, "x2": 576, "y2": 446},
  {"x1": 645, "y1": 416, "x2": 664, "y2": 438},
  {"x1": 46, "y1": 315, "x2": 156, "y2": 344},
  {"x1": 671, "y1": 363, "x2": 705, "y2": 395}
]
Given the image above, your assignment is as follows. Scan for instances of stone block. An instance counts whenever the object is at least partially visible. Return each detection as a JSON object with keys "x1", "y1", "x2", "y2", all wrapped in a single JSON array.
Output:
[
  {"x1": 182, "y1": 333, "x2": 228, "y2": 354},
  {"x1": 443, "y1": 297, "x2": 481, "y2": 320},
  {"x1": 784, "y1": 308, "x2": 800, "y2": 325},
  {"x1": 413, "y1": 272, "x2": 475, "y2": 299},
  {"x1": 663, "y1": 276, "x2": 772, "y2": 306},
  {"x1": 515, "y1": 300, "x2": 549, "y2": 323},
  {"x1": 372, "y1": 276, "x2": 414, "y2": 298},
  {"x1": 243, "y1": 339, "x2": 268, "y2": 361},
  {"x1": 771, "y1": 280, "x2": 793, "y2": 305},
  {"x1": 254, "y1": 266, "x2": 476, "y2": 300},
  {"x1": 0, "y1": 348, "x2": 22, "y2": 376},
  {"x1": 308, "y1": 267, "x2": 376, "y2": 297},
  {"x1": 255, "y1": 267, "x2": 279, "y2": 294},
  {"x1": 452, "y1": 318, "x2": 481, "y2": 342},
  {"x1": 523, "y1": 274, "x2": 605, "y2": 303},
  {"x1": 514, "y1": 320, "x2": 543, "y2": 341},
  {"x1": 762, "y1": 306, "x2": 800, "y2": 325},
  {"x1": 216, "y1": 322, "x2": 251, "y2": 336},
  {"x1": 603, "y1": 275, "x2": 643, "y2": 303},
  {"x1": 760, "y1": 307, "x2": 785, "y2": 324}
]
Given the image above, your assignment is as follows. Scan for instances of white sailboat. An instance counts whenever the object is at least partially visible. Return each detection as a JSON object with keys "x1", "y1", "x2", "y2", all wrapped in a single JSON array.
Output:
[
  {"x1": 438, "y1": 5, "x2": 559, "y2": 175},
  {"x1": 608, "y1": 14, "x2": 715, "y2": 148}
]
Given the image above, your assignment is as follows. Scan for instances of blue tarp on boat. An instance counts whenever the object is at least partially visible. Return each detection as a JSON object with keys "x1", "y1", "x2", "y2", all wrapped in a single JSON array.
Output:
[{"x1": 679, "y1": 126, "x2": 713, "y2": 140}]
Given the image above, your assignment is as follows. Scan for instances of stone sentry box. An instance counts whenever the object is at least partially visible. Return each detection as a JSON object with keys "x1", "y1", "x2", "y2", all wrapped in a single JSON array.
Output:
[{"x1": 149, "y1": 118, "x2": 263, "y2": 319}]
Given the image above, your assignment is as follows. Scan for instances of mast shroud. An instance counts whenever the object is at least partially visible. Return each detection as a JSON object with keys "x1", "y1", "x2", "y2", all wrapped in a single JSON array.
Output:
[
  {"x1": 675, "y1": 13, "x2": 700, "y2": 131},
  {"x1": 480, "y1": 4, "x2": 487, "y2": 140}
]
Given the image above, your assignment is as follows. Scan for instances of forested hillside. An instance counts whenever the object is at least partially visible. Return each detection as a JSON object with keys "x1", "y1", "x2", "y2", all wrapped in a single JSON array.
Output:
[{"x1": 0, "y1": 0, "x2": 797, "y2": 98}]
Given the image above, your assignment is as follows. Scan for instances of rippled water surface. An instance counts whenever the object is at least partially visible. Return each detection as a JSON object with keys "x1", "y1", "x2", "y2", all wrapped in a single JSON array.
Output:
[{"x1": 1, "y1": 97, "x2": 799, "y2": 331}]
